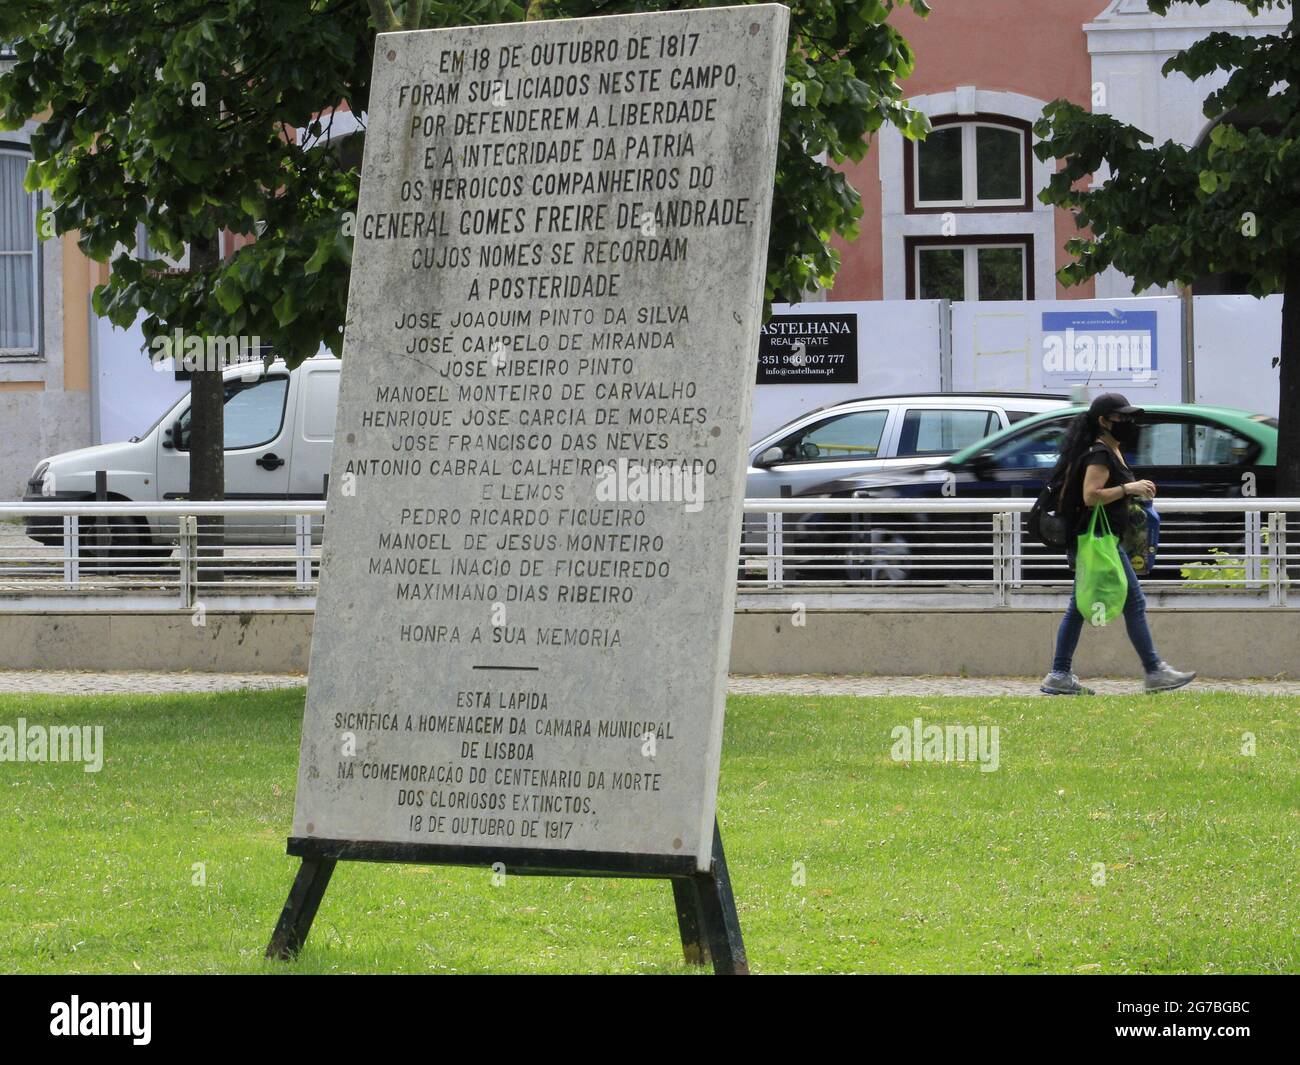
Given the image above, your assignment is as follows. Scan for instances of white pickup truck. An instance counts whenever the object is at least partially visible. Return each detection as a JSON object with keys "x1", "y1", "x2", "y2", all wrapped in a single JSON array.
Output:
[{"x1": 24, "y1": 354, "x2": 339, "y2": 549}]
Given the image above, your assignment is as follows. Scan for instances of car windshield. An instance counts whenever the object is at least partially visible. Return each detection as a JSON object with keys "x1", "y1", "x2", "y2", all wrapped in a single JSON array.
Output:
[
  {"x1": 773, "y1": 409, "x2": 890, "y2": 462},
  {"x1": 129, "y1": 358, "x2": 280, "y2": 441},
  {"x1": 984, "y1": 418, "x2": 1072, "y2": 469},
  {"x1": 946, "y1": 406, "x2": 1084, "y2": 466},
  {"x1": 130, "y1": 402, "x2": 183, "y2": 443}
]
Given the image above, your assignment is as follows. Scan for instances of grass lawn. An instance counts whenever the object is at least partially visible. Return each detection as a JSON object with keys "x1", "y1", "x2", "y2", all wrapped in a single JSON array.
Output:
[{"x1": 1, "y1": 687, "x2": 1296, "y2": 974}]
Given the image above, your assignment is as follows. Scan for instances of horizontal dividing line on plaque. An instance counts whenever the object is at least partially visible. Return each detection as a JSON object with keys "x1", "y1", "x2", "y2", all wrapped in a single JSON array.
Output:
[
  {"x1": 286, "y1": 837, "x2": 701, "y2": 879},
  {"x1": 472, "y1": 664, "x2": 540, "y2": 672}
]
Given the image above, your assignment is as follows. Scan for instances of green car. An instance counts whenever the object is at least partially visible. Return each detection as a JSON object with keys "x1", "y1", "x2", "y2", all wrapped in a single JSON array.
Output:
[
  {"x1": 810, "y1": 403, "x2": 1278, "y2": 500},
  {"x1": 792, "y1": 404, "x2": 1279, "y2": 581}
]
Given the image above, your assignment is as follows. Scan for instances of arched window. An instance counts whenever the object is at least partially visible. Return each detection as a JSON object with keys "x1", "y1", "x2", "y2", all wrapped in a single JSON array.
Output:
[
  {"x1": 0, "y1": 144, "x2": 40, "y2": 356},
  {"x1": 906, "y1": 115, "x2": 1031, "y2": 213}
]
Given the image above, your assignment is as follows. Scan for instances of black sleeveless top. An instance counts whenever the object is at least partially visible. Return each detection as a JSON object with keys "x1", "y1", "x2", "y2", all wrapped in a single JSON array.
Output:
[{"x1": 1078, "y1": 440, "x2": 1134, "y2": 536}]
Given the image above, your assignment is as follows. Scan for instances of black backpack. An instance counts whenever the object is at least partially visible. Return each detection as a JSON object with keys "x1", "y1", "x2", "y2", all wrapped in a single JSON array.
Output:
[{"x1": 1026, "y1": 457, "x2": 1081, "y2": 548}]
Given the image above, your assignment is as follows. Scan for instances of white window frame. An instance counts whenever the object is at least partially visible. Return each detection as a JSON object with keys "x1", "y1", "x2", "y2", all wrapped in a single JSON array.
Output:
[
  {"x1": 134, "y1": 220, "x2": 190, "y2": 270},
  {"x1": 913, "y1": 242, "x2": 1029, "y2": 302},
  {"x1": 913, "y1": 121, "x2": 1026, "y2": 209},
  {"x1": 0, "y1": 145, "x2": 41, "y2": 358}
]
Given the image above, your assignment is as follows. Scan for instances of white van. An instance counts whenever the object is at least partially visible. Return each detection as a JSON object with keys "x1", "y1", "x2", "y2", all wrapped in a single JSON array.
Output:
[{"x1": 24, "y1": 354, "x2": 340, "y2": 548}]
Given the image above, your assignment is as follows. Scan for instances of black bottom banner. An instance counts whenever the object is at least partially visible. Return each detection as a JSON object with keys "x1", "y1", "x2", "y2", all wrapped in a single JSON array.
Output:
[{"x1": 0, "y1": 974, "x2": 1292, "y2": 1051}]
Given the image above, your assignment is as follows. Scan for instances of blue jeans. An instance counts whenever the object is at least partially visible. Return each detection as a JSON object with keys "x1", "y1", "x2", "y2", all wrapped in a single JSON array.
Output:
[{"x1": 1052, "y1": 550, "x2": 1161, "y2": 674}]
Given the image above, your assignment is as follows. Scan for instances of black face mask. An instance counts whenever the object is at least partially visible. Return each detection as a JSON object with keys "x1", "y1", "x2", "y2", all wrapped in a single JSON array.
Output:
[{"x1": 1109, "y1": 419, "x2": 1139, "y2": 449}]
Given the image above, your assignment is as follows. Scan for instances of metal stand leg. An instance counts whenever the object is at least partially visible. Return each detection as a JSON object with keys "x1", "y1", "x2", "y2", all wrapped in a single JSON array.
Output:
[
  {"x1": 672, "y1": 877, "x2": 710, "y2": 966},
  {"x1": 266, "y1": 857, "x2": 337, "y2": 960},
  {"x1": 671, "y1": 820, "x2": 748, "y2": 974}
]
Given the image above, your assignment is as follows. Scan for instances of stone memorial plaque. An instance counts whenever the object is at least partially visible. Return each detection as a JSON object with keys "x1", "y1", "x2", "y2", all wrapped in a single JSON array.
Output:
[{"x1": 292, "y1": 5, "x2": 789, "y2": 872}]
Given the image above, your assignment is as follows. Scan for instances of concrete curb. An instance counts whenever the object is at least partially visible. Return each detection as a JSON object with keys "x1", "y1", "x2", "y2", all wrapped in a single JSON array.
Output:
[{"x1": 0, "y1": 608, "x2": 1295, "y2": 679}]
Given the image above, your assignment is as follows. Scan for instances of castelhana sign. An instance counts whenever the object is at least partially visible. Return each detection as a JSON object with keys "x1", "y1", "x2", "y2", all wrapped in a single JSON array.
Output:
[
  {"x1": 267, "y1": 5, "x2": 789, "y2": 974},
  {"x1": 757, "y1": 313, "x2": 858, "y2": 384}
]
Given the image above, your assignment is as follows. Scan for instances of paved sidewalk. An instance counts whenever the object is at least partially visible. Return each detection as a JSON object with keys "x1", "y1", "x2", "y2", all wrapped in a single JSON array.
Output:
[
  {"x1": 0, "y1": 671, "x2": 306, "y2": 695},
  {"x1": 730, "y1": 674, "x2": 1300, "y2": 697},
  {"x1": 1, "y1": 670, "x2": 1298, "y2": 697}
]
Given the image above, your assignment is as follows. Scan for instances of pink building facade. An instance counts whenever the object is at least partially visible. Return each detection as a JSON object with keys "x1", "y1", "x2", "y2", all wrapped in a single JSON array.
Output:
[{"x1": 828, "y1": 0, "x2": 1290, "y2": 304}]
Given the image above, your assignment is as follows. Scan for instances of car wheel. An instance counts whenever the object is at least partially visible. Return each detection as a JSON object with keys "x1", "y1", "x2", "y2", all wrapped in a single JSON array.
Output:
[
  {"x1": 78, "y1": 516, "x2": 171, "y2": 574},
  {"x1": 845, "y1": 528, "x2": 911, "y2": 582}
]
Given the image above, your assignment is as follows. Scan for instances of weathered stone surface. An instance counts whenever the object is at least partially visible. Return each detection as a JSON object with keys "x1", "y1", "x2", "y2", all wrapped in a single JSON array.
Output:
[{"x1": 292, "y1": 5, "x2": 788, "y2": 869}]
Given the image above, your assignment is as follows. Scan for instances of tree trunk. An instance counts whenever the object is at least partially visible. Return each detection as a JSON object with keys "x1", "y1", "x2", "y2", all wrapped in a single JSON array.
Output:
[
  {"x1": 1281, "y1": 8, "x2": 1300, "y2": 586},
  {"x1": 1279, "y1": 252, "x2": 1300, "y2": 498},
  {"x1": 187, "y1": 234, "x2": 225, "y2": 585}
]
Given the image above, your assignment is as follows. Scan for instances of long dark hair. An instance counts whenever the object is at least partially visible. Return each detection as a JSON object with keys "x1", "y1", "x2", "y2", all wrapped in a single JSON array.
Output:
[{"x1": 1048, "y1": 409, "x2": 1105, "y2": 502}]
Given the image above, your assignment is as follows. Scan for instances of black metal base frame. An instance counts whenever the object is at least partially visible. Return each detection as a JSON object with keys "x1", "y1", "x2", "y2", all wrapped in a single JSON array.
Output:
[{"x1": 266, "y1": 819, "x2": 747, "y2": 974}]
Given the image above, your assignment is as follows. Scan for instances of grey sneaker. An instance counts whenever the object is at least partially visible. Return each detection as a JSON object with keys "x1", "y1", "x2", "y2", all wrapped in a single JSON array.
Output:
[
  {"x1": 1145, "y1": 662, "x2": 1197, "y2": 693},
  {"x1": 1040, "y1": 671, "x2": 1096, "y2": 696}
]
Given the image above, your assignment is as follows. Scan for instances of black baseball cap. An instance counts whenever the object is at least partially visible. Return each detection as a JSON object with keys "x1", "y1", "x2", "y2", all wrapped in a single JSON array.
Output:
[{"x1": 1088, "y1": 393, "x2": 1144, "y2": 418}]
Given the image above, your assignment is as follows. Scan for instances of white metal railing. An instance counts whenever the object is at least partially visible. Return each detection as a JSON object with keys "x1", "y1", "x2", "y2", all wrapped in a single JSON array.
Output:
[
  {"x1": 0, "y1": 498, "x2": 1296, "y2": 611},
  {"x1": 0, "y1": 501, "x2": 325, "y2": 611},
  {"x1": 748, "y1": 496, "x2": 1294, "y2": 608},
  {"x1": 739, "y1": 497, "x2": 1298, "y2": 609}
]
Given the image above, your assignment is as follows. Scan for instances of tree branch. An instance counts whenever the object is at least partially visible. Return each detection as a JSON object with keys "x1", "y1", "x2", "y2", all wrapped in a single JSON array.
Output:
[
  {"x1": 402, "y1": 0, "x2": 426, "y2": 30},
  {"x1": 367, "y1": 0, "x2": 399, "y2": 32}
]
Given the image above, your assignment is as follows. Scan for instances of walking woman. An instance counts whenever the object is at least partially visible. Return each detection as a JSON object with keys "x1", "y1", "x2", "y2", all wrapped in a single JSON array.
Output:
[{"x1": 1040, "y1": 394, "x2": 1197, "y2": 695}]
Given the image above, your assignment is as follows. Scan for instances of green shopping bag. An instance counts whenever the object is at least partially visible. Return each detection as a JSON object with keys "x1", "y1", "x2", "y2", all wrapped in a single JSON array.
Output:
[{"x1": 1075, "y1": 505, "x2": 1128, "y2": 626}]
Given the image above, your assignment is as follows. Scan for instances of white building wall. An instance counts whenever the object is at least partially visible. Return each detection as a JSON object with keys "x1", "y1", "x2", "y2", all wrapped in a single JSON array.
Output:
[
  {"x1": 1193, "y1": 295, "x2": 1282, "y2": 417},
  {"x1": 1085, "y1": 0, "x2": 1290, "y2": 298},
  {"x1": 950, "y1": 295, "x2": 1183, "y2": 404}
]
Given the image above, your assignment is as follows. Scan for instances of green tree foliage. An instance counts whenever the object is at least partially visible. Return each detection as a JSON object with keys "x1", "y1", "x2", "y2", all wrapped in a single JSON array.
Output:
[
  {"x1": 0, "y1": 0, "x2": 928, "y2": 500},
  {"x1": 1, "y1": 0, "x2": 929, "y2": 361},
  {"x1": 549, "y1": 1, "x2": 932, "y2": 305},
  {"x1": 1033, "y1": 0, "x2": 1300, "y2": 494}
]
